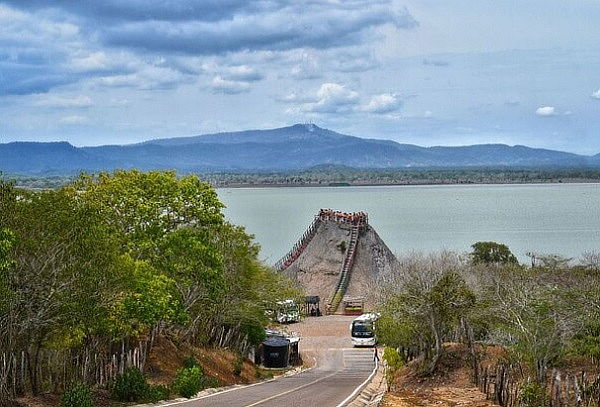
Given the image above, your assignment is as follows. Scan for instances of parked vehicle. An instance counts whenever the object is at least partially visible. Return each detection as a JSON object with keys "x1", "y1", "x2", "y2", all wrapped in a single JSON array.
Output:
[{"x1": 276, "y1": 299, "x2": 301, "y2": 323}]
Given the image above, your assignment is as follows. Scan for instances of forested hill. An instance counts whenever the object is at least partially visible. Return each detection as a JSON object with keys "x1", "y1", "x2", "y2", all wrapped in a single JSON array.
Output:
[{"x1": 1, "y1": 124, "x2": 598, "y2": 174}]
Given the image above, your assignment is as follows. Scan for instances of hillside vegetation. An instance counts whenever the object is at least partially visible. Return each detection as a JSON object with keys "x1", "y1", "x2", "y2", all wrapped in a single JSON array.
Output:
[
  {"x1": 0, "y1": 170, "x2": 297, "y2": 405},
  {"x1": 376, "y1": 245, "x2": 600, "y2": 406}
]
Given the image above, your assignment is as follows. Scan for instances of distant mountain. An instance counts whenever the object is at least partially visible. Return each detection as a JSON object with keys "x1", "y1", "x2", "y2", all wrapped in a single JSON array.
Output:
[
  {"x1": 1, "y1": 124, "x2": 597, "y2": 174},
  {"x1": 0, "y1": 141, "x2": 110, "y2": 174}
]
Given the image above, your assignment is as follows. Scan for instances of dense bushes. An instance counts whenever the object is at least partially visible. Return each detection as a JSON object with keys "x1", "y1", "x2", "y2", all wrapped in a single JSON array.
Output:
[
  {"x1": 61, "y1": 383, "x2": 93, "y2": 407},
  {"x1": 112, "y1": 368, "x2": 149, "y2": 402},
  {"x1": 112, "y1": 367, "x2": 171, "y2": 403},
  {"x1": 518, "y1": 382, "x2": 547, "y2": 407},
  {"x1": 172, "y1": 366, "x2": 204, "y2": 398},
  {"x1": 233, "y1": 355, "x2": 244, "y2": 376},
  {"x1": 382, "y1": 347, "x2": 404, "y2": 389},
  {"x1": 146, "y1": 385, "x2": 171, "y2": 403}
]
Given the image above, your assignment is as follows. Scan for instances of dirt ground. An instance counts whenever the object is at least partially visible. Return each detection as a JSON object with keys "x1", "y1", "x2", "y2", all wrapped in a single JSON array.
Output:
[
  {"x1": 381, "y1": 344, "x2": 496, "y2": 407},
  {"x1": 381, "y1": 387, "x2": 495, "y2": 407},
  {"x1": 145, "y1": 335, "x2": 263, "y2": 386}
]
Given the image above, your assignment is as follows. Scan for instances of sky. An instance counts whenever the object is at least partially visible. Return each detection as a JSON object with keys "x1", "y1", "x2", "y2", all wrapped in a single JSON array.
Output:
[{"x1": 0, "y1": 0, "x2": 599, "y2": 154}]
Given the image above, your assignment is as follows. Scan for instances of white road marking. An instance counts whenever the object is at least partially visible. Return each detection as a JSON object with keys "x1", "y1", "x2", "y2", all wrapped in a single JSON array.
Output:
[
  {"x1": 242, "y1": 370, "x2": 340, "y2": 407},
  {"x1": 334, "y1": 358, "x2": 378, "y2": 407}
]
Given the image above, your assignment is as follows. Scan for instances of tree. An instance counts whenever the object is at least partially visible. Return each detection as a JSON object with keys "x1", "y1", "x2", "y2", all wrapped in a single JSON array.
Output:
[
  {"x1": 375, "y1": 253, "x2": 475, "y2": 374},
  {"x1": 0, "y1": 228, "x2": 15, "y2": 314},
  {"x1": 211, "y1": 222, "x2": 301, "y2": 345},
  {"x1": 155, "y1": 228, "x2": 225, "y2": 338},
  {"x1": 0, "y1": 170, "x2": 300, "y2": 397},
  {"x1": 471, "y1": 241, "x2": 518, "y2": 265},
  {"x1": 0, "y1": 188, "x2": 124, "y2": 393},
  {"x1": 69, "y1": 170, "x2": 224, "y2": 259},
  {"x1": 108, "y1": 256, "x2": 186, "y2": 338},
  {"x1": 0, "y1": 229, "x2": 14, "y2": 272},
  {"x1": 481, "y1": 268, "x2": 582, "y2": 383}
]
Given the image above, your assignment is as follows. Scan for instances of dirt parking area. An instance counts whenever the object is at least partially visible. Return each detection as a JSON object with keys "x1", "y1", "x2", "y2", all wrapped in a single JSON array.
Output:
[{"x1": 283, "y1": 315, "x2": 358, "y2": 368}]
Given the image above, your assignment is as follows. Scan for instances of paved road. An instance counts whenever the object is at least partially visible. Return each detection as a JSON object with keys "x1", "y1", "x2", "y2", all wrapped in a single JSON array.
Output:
[{"x1": 172, "y1": 316, "x2": 375, "y2": 407}]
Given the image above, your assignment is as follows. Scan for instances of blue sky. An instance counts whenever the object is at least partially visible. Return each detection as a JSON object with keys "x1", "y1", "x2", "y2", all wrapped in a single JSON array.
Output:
[{"x1": 1, "y1": 0, "x2": 599, "y2": 154}]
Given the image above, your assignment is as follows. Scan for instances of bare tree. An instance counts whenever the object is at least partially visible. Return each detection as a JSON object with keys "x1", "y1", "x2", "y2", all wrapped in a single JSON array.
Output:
[{"x1": 374, "y1": 251, "x2": 475, "y2": 374}]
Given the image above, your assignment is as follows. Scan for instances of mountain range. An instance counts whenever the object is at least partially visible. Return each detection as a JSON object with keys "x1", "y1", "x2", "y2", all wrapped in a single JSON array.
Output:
[{"x1": 1, "y1": 124, "x2": 599, "y2": 175}]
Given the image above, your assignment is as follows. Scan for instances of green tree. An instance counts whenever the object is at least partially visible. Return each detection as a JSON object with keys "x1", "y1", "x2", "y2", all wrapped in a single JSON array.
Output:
[
  {"x1": 470, "y1": 241, "x2": 518, "y2": 265},
  {"x1": 1, "y1": 188, "x2": 123, "y2": 393},
  {"x1": 70, "y1": 170, "x2": 224, "y2": 258},
  {"x1": 210, "y1": 222, "x2": 301, "y2": 345},
  {"x1": 0, "y1": 229, "x2": 14, "y2": 272},
  {"x1": 108, "y1": 256, "x2": 185, "y2": 337},
  {"x1": 0, "y1": 228, "x2": 15, "y2": 314},
  {"x1": 156, "y1": 228, "x2": 225, "y2": 315}
]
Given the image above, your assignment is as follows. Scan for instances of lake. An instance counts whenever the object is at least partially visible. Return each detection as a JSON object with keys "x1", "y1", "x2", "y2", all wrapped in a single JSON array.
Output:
[{"x1": 217, "y1": 183, "x2": 600, "y2": 264}]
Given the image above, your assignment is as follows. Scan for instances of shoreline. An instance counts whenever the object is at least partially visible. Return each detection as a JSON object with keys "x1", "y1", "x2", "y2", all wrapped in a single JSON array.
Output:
[{"x1": 215, "y1": 178, "x2": 600, "y2": 189}]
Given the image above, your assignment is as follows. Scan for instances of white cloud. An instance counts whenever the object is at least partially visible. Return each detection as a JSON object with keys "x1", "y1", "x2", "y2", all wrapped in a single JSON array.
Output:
[
  {"x1": 278, "y1": 92, "x2": 313, "y2": 103},
  {"x1": 299, "y1": 83, "x2": 360, "y2": 114},
  {"x1": 108, "y1": 98, "x2": 130, "y2": 107},
  {"x1": 60, "y1": 115, "x2": 88, "y2": 124},
  {"x1": 223, "y1": 65, "x2": 263, "y2": 82},
  {"x1": 34, "y1": 95, "x2": 93, "y2": 108},
  {"x1": 70, "y1": 52, "x2": 111, "y2": 71},
  {"x1": 96, "y1": 66, "x2": 190, "y2": 90},
  {"x1": 210, "y1": 76, "x2": 251, "y2": 94},
  {"x1": 535, "y1": 106, "x2": 556, "y2": 117},
  {"x1": 291, "y1": 65, "x2": 321, "y2": 80},
  {"x1": 592, "y1": 89, "x2": 600, "y2": 99},
  {"x1": 361, "y1": 93, "x2": 401, "y2": 113}
]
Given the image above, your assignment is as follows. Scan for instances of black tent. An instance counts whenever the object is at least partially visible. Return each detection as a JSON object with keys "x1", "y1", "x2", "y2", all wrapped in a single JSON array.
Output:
[{"x1": 261, "y1": 337, "x2": 290, "y2": 368}]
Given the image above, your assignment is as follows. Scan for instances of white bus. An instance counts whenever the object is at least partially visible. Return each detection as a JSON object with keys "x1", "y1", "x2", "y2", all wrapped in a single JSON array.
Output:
[{"x1": 350, "y1": 313, "x2": 378, "y2": 347}]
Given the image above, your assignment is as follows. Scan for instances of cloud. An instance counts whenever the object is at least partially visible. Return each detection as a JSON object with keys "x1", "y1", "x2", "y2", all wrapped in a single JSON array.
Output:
[
  {"x1": 422, "y1": 58, "x2": 450, "y2": 67},
  {"x1": 33, "y1": 95, "x2": 93, "y2": 108},
  {"x1": 69, "y1": 52, "x2": 113, "y2": 72},
  {"x1": 290, "y1": 53, "x2": 322, "y2": 80},
  {"x1": 592, "y1": 89, "x2": 600, "y2": 99},
  {"x1": 298, "y1": 83, "x2": 360, "y2": 114},
  {"x1": 202, "y1": 63, "x2": 264, "y2": 82},
  {"x1": 210, "y1": 76, "x2": 250, "y2": 94},
  {"x1": 0, "y1": 1, "x2": 417, "y2": 97},
  {"x1": 3, "y1": 0, "x2": 257, "y2": 23},
  {"x1": 95, "y1": 66, "x2": 192, "y2": 90},
  {"x1": 535, "y1": 106, "x2": 556, "y2": 117},
  {"x1": 108, "y1": 98, "x2": 130, "y2": 107},
  {"x1": 278, "y1": 92, "x2": 314, "y2": 103},
  {"x1": 284, "y1": 84, "x2": 403, "y2": 116},
  {"x1": 0, "y1": 4, "x2": 84, "y2": 95},
  {"x1": 222, "y1": 65, "x2": 263, "y2": 82},
  {"x1": 360, "y1": 93, "x2": 401, "y2": 114},
  {"x1": 59, "y1": 115, "x2": 88, "y2": 124},
  {"x1": 100, "y1": 3, "x2": 417, "y2": 55}
]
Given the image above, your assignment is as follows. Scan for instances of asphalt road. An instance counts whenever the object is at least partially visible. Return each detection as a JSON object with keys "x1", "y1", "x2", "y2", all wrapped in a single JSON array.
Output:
[{"x1": 169, "y1": 316, "x2": 375, "y2": 407}]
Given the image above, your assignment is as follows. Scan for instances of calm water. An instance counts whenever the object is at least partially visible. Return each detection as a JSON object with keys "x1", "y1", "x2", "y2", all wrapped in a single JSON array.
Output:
[{"x1": 217, "y1": 183, "x2": 600, "y2": 263}]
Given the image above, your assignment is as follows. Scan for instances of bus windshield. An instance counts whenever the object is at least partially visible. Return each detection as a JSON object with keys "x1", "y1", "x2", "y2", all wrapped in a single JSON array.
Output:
[{"x1": 351, "y1": 321, "x2": 374, "y2": 338}]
